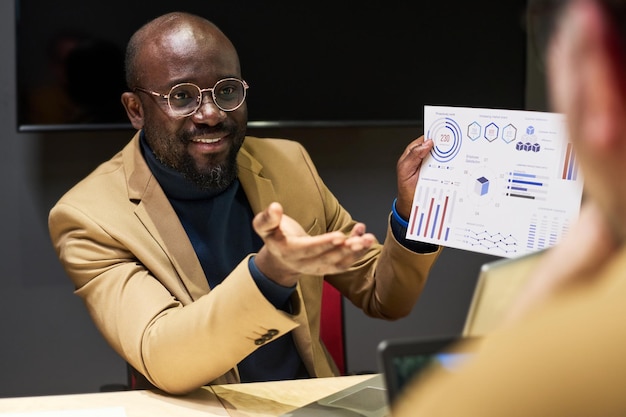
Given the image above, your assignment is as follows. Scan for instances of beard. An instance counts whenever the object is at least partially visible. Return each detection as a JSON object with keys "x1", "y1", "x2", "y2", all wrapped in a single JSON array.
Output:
[
  {"x1": 177, "y1": 144, "x2": 240, "y2": 191},
  {"x1": 143, "y1": 119, "x2": 246, "y2": 192}
]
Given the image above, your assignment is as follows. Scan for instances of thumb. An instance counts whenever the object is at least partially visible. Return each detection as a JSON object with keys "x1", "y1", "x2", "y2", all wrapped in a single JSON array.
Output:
[{"x1": 253, "y1": 202, "x2": 283, "y2": 238}]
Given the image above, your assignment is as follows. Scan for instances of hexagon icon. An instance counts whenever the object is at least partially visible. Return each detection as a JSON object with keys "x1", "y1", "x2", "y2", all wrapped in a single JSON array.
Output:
[
  {"x1": 467, "y1": 122, "x2": 481, "y2": 141},
  {"x1": 484, "y1": 122, "x2": 499, "y2": 142},
  {"x1": 502, "y1": 124, "x2": 517, "y2": 143}
]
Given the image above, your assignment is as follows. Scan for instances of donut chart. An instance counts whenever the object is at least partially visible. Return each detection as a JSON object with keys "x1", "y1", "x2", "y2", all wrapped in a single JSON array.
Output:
[{"x1": 427, "y1": 117, "x2": 463, "y2": 162}]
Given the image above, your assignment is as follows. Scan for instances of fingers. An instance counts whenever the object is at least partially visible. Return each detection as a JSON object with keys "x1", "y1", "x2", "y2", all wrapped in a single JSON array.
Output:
[
  {"x1": 346, "y1": 223, "x2": 374, "y2": 251},
  {"x1": 253, "y1": 204, "x2": 345, "y2": 284},
  {"x1": 294, "y1": 233, "x2": 376, "y2": 273},
  {"x1": 344, "y1": 233, "x2": 376, "y2": 252},
  {"x1": 277, "y1": 229, "x2": 367, "y2": 260},
  {"x1": 253, "y1": 203, "x2": 376, "y2": 280},
  {"x1": 252, "y1": 202, "x2": 283, "y2": 239},
  {"x1": 412, "y1": 138, "x2": 434, "y2": 158},
  {"x1": 258, "y1": 230, "x2": 374, "y2": 280},
  {"x1": 348, "y1": 222, "x2": 366, "y2": 237},
  {"x1": 400, "y1": 136, "x2": 434, "y2": 165},
  {"x1": 396, "y1": 136, "x2": 433, "y2": 219},
  {"x1": 397, "y1": 136, "x2": 434, "y2": 185},
  {"x1": 305, "y1": 224, "x2": 375, "y2": 269}
]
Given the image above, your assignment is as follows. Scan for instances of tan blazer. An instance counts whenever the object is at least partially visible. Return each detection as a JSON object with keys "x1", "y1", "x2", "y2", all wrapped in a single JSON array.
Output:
[
  {"x1": 49, "y1": 132, "x2": 441, "y2": 394},
  {"x1": 393, "y1": 248, "x2": 626, "y2": 416}
]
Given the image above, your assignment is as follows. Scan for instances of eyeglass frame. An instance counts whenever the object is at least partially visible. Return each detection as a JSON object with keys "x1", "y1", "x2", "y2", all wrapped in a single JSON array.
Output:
[{"x1": 133, "y1": 77, "x2": 249, "y2": 117}]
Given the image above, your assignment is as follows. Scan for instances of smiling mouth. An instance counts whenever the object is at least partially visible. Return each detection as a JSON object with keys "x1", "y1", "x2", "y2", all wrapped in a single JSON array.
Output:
[{"x1": 192, "y1": 137, "x2": 222, "y2": 144}]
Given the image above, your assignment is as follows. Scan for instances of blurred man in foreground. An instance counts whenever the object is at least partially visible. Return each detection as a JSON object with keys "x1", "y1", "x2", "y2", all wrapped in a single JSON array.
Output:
[{"x1": 394, "y1": 0, "x2": 626, "y2": 415}]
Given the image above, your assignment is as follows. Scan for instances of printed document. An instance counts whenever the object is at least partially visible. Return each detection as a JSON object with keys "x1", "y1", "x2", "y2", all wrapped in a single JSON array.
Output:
[{"x1": 407, "y1": 106, "x2": 583, "y2": 258}]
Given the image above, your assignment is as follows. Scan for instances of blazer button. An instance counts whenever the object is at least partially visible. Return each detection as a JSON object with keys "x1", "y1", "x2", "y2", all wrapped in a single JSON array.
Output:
[{"x1": 254, "y1": 329, "x2": 280, "y2": 345}]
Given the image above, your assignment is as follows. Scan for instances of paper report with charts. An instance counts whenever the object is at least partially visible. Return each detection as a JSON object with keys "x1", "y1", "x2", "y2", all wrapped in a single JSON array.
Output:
[{"x1": 407, "y1": 105, "x2": 584, "y2": 258}]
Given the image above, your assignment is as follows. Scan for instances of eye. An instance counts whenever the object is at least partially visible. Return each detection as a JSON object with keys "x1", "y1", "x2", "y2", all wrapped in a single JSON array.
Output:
[
  {"x1": 218, "y1": 85, "x2": 235, "y2": 95},
  {"x1": 170, "y1": 87, "x2": 195, "y2": 100},
  {"x1": 168, "y1": 84, "x2": 199, "y2": 107},
  {"x1": 216, "y1": 83, "x2": 239, "y2": 101},
  {"x1": 171, "y1": 90, "x2": 192, "y2": 100}
]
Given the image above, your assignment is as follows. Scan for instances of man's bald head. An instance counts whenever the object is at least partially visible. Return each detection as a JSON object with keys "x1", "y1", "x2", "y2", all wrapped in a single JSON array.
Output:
[{"x1": 124, "y1": 12, "x2": 238, "y2": 89}]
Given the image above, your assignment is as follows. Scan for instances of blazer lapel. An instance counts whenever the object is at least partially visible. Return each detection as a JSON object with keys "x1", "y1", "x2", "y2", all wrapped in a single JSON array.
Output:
[
  {"x1": 125, "y1": 133, "x2": 209, "y2": 301},
  {"x1": 236, "y1": 142, "x2": 277, "y2": 214}
]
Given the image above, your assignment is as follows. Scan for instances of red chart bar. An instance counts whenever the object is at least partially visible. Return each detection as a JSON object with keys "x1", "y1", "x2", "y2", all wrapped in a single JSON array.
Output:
[
  {"x1": 437, "y1": 195, "x2": 450, "y2": 240},
  {"x1": 410, "y1": 205, "x2": 420, "y2": 236},
  {"x1": 423, "y1": 197, "x2": 435, "y2": 238},
  {"x1": 562, "y1": 143, "x2": 572, "y2": 180}
]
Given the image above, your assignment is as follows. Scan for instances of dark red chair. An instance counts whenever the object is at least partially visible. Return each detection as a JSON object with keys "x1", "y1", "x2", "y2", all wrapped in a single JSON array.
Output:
[{"x1": 320, "y1": 281, "x2": 346, "y2": 375}]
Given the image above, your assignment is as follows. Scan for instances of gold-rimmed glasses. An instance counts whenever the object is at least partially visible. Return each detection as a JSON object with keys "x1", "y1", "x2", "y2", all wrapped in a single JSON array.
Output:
[{"x1": 134, "y1": 78, "x2": 249, "y2": 117}]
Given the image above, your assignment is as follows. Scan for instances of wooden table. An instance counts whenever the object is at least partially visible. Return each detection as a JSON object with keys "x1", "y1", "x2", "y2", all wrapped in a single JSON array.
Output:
[{"x1": 0, "y1": 374, "x2": 377, "y2": 417}]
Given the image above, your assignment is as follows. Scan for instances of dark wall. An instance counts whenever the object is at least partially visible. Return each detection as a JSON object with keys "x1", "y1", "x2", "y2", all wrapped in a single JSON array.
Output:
[{"x1": 16, "y1": 0, "x2": 527, "y2": 128}]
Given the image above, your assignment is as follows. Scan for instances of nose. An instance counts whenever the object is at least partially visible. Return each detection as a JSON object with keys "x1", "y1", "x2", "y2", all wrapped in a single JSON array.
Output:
[{"x1": 191, "y1": 92, "x2": 226, "y2": 123}]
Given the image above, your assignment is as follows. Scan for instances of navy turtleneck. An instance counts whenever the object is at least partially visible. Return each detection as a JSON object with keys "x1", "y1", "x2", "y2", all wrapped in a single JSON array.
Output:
[{"x1": 139, "y1": 132, "x2": 308, "y2": 382}]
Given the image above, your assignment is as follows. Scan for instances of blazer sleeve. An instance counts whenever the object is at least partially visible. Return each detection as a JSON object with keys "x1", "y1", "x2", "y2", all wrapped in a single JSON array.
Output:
[{"x1": 49, "y1": 193, "x2": 299, "y2": 395}]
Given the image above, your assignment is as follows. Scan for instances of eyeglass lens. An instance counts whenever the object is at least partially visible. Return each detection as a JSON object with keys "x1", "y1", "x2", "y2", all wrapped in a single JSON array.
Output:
[{"x1": 168, "y1": 79, "x2": 246, "y2": 115}]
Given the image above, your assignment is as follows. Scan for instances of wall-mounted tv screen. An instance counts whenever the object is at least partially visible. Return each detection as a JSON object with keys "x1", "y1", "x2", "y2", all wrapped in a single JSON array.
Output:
[{"x1": 15, "y1": 1, "x2": 527, "y2": 132}]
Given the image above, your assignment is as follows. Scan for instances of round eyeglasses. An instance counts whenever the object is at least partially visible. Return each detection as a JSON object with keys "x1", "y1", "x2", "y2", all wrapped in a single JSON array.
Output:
[{"x1": 134, "y1": 78, "x2": 249, "y2": 117}]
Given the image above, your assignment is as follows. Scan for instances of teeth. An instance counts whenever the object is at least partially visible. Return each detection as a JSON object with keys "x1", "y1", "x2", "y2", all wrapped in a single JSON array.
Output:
[{"x1": 193, "y1": 138, "x2": 221, "y2": 144}]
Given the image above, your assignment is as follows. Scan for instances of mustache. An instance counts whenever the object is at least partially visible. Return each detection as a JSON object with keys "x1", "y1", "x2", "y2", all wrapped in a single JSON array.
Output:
[{"x1": 180, "y1": 124, "x2": 231, "y2": 142}]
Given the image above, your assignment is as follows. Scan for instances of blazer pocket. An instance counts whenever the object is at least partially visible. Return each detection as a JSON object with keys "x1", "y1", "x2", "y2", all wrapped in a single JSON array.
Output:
[{"x1": 305, "y1": 218, "x2": 322, "y2": 236}]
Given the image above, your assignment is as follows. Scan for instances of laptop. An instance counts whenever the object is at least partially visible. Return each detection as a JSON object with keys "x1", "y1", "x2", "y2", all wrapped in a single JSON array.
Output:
[
  {"x1": 280, "y1": 335, "x2": 473, "y2": 417},
  {"x1": 377, "y1": 335, "x2": 475, "y2": 406},
  {"x1": 279, "y1": 373, "x2": 388, "y2": 417},
  {"x1": 462, "y1": 249, "x2": 545, "y2": 337}
]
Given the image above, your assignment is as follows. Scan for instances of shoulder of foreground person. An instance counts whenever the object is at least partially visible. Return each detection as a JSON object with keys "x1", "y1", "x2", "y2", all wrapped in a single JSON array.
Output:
[{"x1": 392, "y1": 253, "x2": 626, "y2": 417}]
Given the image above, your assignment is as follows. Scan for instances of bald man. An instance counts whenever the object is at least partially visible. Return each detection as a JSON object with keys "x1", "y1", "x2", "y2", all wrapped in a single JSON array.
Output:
[{"x1": 48, "y1": 12, "x2": 441, "y2": 394}]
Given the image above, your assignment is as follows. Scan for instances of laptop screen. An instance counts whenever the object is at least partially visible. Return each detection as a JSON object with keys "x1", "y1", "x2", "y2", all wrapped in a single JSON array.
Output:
[
  {"x1": 282, "y1": 337, "x2": 476, "y2": 417},
  {"x1": 463, "y1": 249, "x2": 544, "y2": 337},
  {"x1": 378, "y1": 336, "x2": 476, "y2": 405}
]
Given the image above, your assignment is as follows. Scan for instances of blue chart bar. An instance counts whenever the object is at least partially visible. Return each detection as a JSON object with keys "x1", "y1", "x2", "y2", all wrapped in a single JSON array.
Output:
[
  {"x1": 511, "y1": 179, "x2": 543, "y2": 186},
  {"x1": 506, "y1": 171, "x2": 547, "y2": 201}
]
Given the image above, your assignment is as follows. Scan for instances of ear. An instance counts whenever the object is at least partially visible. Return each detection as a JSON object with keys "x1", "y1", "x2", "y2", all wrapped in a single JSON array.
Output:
[
  {"x1": 121, "y1": 92, "x2": 145, "y2": 130},
  {"x1": 581, "y1": 2, "x2": 626, "y2": 151},
  {"x1": 552, "y1": 0, "x2": 626, "y2": 151}
]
